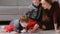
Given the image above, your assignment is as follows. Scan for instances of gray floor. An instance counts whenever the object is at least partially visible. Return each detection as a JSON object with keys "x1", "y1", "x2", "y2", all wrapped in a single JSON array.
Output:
[
  {"x1": 0, "y1": 25, "x2": 60, "y2": 34},
  {"x1": 0, "y1": 30, "x2": 60, "y2": 34}
]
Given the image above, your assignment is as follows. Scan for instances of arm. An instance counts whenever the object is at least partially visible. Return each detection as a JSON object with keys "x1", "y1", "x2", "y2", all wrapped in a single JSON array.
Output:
[
  {"x1": 54, "y1": 23, "x2": 57, "y2": 30},
  {"x1": 28, "y1": 24, "x2": 39, "y2": 32},
  {"x1": 13, "y1": 19, "x2": 20, "y2": 33},
  {"x1": 14, "y1": 22, "x2": 20, "y2": 33},
  {"x1": 32, "y1": 24, "x2": 39, "y2": 31},
  {"x1": 52, "y1": 2, "x2": 60, "y2": 31},
  {"x1": 53, "y1": 12, "x2": 60, "y2": 33},
  {"x1": 53, "y1": 11, "x2": 58, "y2": 30}
]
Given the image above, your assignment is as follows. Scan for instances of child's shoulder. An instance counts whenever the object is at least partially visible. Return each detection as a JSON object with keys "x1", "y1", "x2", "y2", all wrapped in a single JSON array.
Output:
[
  {"x1": 11, "y1": 18, "x2": 20, "y2": 24},
  {"x1": 28, "y1": 4, "x2": 37, "y2": 10}
]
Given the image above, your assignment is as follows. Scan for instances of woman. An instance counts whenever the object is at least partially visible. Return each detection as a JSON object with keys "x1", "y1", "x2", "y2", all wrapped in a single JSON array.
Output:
[{"x1": 40, "y1": 0, "x2": 60, "y2": 32}]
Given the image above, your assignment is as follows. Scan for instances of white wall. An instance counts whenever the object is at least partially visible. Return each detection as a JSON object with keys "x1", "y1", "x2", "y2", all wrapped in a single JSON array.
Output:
[
  {"x1": 0, "y1": 6, "x2": 30, "y2": 21},
  {"x1": 0, "y1": 0, "x2": 32, "y2": 21},
  {"x1": 58, "y1": 0, "x2": 60, "y2": 4},
  {"x1": 0, "y1": 0, "x2": 60, "y2": 21},
  {"x1": 0, "y1": 0, "x2": 32, "y2": 6}
]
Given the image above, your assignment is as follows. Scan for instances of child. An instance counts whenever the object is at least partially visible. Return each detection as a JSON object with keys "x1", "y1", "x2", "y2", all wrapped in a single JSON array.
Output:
[
  {"x1": 28, "y1": 0, "x2": 41, "y2": 10},
  {"x1": 14, "y1": 15, "x2": 29, "y2": 33},
  {"x1": 26, "y1": 0, "x2": 42, "y2": 32},
  {"x1": 1, "y1": 15, "x2": 29, "y2": 33}
]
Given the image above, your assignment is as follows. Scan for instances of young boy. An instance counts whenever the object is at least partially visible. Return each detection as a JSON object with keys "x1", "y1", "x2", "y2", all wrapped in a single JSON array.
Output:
[
  {"x1": 14, "y1": 15, "x2": 29, "y2": 33},
  {"x1": 26, "y1": 0, "x2": 42, "y2": 32},
  {"x1": 28, "y1": 0, "x2": 41, "y2": 10},
  {"x1": 1, "y1": 15, "x2": 29, "y2": 33}
]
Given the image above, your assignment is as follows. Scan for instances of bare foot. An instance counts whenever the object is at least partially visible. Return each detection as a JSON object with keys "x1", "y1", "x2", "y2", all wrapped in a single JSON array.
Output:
[{"x1": 1, "y1": 30, "x2": 7, "y2": 33}]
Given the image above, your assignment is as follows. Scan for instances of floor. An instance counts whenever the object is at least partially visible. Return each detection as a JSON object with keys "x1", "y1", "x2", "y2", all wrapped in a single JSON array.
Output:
[
  {"x1": 0, "y1": 30, "x2": 60, "y2": 34},
  {"x1": 0, "y1": 25, "x2": 60, "y2": 34}
]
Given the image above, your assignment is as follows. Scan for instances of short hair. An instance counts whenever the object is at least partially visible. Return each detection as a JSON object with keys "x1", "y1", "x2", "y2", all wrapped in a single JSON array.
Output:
[{"x1": 20, "y1": 15, "x2": 29, "y2": 22}]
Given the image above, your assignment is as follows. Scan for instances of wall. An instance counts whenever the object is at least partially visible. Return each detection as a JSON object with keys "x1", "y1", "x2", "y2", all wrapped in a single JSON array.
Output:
[
  {"x1": 0, "y1": 0, "x2": 32, "y2": 21},
  {"x1": 0, "y1": 0, "x2": 60, "y2": 21}
]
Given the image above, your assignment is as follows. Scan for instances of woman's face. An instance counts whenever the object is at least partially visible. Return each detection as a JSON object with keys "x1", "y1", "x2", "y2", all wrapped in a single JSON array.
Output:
[
  {"x1": 32, "y1": 0, "x2": 40, "y2": 6},
  {"x1": 41, "y1": 0, "x2": 48, "y2": 9}
]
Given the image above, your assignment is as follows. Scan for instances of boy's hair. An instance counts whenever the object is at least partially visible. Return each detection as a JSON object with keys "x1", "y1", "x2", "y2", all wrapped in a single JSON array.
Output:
[{"x1": 20, "y1": 15, "x2": 29, "y2": 23}]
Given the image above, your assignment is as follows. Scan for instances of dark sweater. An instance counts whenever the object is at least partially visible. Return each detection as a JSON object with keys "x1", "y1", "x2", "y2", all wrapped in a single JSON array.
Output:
[{"x1": 38, "y1": 2, "x2": 59, "y2": 30}]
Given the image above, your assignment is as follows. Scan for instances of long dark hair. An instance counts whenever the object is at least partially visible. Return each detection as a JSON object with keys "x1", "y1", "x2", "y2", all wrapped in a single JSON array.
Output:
[{"x1": 45, "y1": 0, "x2": 52, "y2": 4}]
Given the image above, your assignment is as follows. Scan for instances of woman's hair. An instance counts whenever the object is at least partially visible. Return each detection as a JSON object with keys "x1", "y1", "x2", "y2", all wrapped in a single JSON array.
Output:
[
  {"x1": 45, "y1": 0, "x2": 52, "y2": 4},
  {"x1": 32, "y1": 0, "x2": 41, "y2": 1},
  {"x1": 39, "y1": 0, "x2": 41, "y2": 1},
  {"x1": 20, "y1": 15, "x2": 29, "y2": 22}
]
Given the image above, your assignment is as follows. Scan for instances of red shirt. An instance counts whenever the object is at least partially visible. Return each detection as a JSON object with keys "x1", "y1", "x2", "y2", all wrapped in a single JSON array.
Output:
[{"x1": 26, "y1": 18, "x2": 37, "y2": 30}]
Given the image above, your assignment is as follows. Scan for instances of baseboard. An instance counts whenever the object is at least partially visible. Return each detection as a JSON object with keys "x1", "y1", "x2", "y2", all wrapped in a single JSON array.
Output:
[{"x1": 0, "y1": 21, "x2": 10, "y2": 25}]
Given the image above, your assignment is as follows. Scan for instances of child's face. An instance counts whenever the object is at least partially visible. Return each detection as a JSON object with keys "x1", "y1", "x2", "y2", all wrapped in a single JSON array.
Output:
[
  {"x1": 20, "y1": 21, "x2": 28, "y2": 27},
  {"x1": 32, "y1": 0, "x2": 40, "y2": 6}
]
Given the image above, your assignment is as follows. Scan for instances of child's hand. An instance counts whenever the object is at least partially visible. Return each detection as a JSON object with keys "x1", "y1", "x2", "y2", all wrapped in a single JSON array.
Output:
[
  {"x1": 28, "y1": 29, "x2": 34, "y2": 33},
  {"x1": 21, "y1": 29, "x2": 26, "y2": 33}
]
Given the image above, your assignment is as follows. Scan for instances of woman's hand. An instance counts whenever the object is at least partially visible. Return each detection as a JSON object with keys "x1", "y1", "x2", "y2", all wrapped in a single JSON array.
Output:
[{"x1": 55, "y1": 30, "x2": 60, "y2": 33}]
